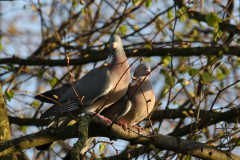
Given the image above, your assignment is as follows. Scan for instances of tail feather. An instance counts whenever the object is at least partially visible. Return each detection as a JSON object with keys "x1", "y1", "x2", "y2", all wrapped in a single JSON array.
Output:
[{"x1": 40, "y1": 101, "x2": 80, "y2": 119}]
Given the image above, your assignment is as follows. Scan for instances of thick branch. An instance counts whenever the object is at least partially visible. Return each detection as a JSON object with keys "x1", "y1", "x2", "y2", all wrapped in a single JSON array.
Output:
[
  {"x1": 0, "y1": 116, "x2": 239, "y2": 160},
  {"x1": 8, "y1": 116, "x2": 51, "y2": 126},
  {"x1": 71, "y1": 115, "x2": 91, "y2": 160},
  {"x1": 0, "y1": 47, "x2": 239, "y2": 66},
  {"x1": 8, "y1": 108, "x2": 240, "y2": 127}
]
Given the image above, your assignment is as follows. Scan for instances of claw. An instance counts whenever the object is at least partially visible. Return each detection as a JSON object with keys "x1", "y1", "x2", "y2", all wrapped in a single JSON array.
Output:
[
  {"x1": 96, "y1": 114, "x2": 112, "y2": 123},
  {"x1": 131, "y1": 125, "x2": 143, "y2": 133},
  {"x1": 117, "y1": 121, "x2": 128, "y2": 130}
]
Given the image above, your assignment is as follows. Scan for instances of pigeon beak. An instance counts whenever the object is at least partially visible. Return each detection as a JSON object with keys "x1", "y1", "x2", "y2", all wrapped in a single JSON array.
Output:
[
  {"x1": 112, "y1": 42, "x2": 117, "y2": 49},
  {"x1": 146, "y1": 70, "x2": 151, "y2": 76}
]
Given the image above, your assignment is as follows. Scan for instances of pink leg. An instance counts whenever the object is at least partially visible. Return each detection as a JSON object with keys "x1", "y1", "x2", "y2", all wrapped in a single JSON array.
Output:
[
  {"x1": 117, "y1": 121, "x2": 128, "y2": 130},
  {"x1": 131, "y1": 125, "x2": 143, "y2": 133},
  {"x1": 96, "y1": 114, "x2": 112, "y2": 123}
]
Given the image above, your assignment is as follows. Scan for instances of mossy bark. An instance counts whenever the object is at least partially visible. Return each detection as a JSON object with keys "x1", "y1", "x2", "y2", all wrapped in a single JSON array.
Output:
[{"x1": 0, "y1": 84, "x2": 13, "y2": 160}]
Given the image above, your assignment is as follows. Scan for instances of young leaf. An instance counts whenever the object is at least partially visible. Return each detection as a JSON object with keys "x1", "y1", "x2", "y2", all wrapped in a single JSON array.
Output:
[
  {"x1": 167, "y1": 10, "x2": 173, "y2": 19},
  {"x1": 176, "y1": 6, "x2": 188, "y2": 22},
  {"x1": 5, "y1": 89, "x2": 15, "y2": 102},
  {"x1": 72, "y1": 0, "x2": 78, "y2": 9},
  {"x1": 213, "y1": 29, "x2": 223, "y2": 41},
  {"x1": 188, "y1": 68, "x2": 198, "y2": 77},
  {"x1": 37, "y1": 70, "x2": 45, "y2": 78},
  {"x1": 200, "y1": 72, "x2": 211, "y2": 83},
  {"x1": 119, "y1": 25, "x2": 128, "y2": 35},
  {"x1": 160, "y1": 69, "x2": 167, "y2": 76},
  {"x1": 162, "y1": 56, "x2": 171, "y2": 67},
  {"x1": 0, "y1": 43, "x2": 3, "y2": 51},
  {"x1": 165, "y1": 76, "x2": 175, "y2": 88},
  {"x1": 49, "y1": 77, "x2": 58, "y2": 87},
  {"x1": 7, "y1": 64, "x2": 14, "y2": 71},
  {"x1": 145, "y1": 0, "x2": 152, "y2": 9},
  {"x1": 132, "y1": 0, "x2": 139, "y2": 5},
  {"x1": 18, "y1": 126, "x2": 27, "y2": 133},
  {"x1": 205, "y1": 12, "x2": 222, "y2": 28},
  {"x1": 144, "y1": 44, "x2": 152, "y2": 50},
  {"x1": 178, "y1": 65, "x2": 189, "y2": 74},
  {"x1": 0, "y1": 35, "x2": 3, "y2": 51},
  {"x1": 99, "y1": 143, "x2": 106, "y2": 154},
  {"x1": 30, "y1": 101, "x2": 40, "y2": 108},
  {"x1": 219, "y1": 65, "x2": 230, "y2": 76}
]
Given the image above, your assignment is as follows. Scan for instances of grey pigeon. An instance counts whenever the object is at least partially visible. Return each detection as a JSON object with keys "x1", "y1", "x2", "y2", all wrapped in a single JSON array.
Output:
[
  {"x1": 101, "y1": 63, "x2": 155, "y2": 132},
  {"x1": 35, "y1": 35, "x2": 130, "y2": 150},
  {"x1": 63, "y1": 63, "x2": 155, "y2": 159}
]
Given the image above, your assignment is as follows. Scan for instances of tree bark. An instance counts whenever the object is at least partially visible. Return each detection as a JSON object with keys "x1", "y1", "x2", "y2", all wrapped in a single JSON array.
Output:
[{"x1": 0, "y1": 84, "x2": 13, "y2": 160}]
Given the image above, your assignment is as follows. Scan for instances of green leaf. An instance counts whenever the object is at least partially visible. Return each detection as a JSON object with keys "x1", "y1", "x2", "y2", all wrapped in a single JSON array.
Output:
[
  {"x1": 219, "y1": 65, "x2": 230, "y2": 76},
  {"x1": 214, "y1": 61, "x2": 221, "y2": 69},
  {"x1": 188, "y1": 68, "x2": 198, "y2": 77},
  {"x1": 119, "y1": 25, "x2": 127, "y2": 35},
  {"x1": 30, "y1": 101, "x2": 40, "y2": 108},
  {"x1": 49, "y1": 77, "x2": 58, "y2": 87},
  {"x1": 213, "y1": 29, "x2": 223, "y2": 41},
  {"x1": 132, "y1": 0, "x2": 139, "y2": 5},
  {"x1": 72, "y1": 0, "x2": 78, "y2": 9},
  {"x1": 178, "y1": 65, "x2": 189, "y2": 74},
  {"x1": 81, "y1": 8, "x2": 85, "y2": 15},
  {"x1": 7, "y1": 64, "x2": 14, "y2": 71},
  {"x1": 37, "y1": 70, "x2": 45, "y2": 78},
  {"x1": 200, "y1": 72, "x2": 211, "y2": 83},
  {"x1": 161, "y1": 85, "x2": 168, "y2": 98},
  {"x1": 205, "y1": 12, "x2": 222, "y2": 28},
  {"x1": 0, "y1": 44, "x2": 3, "y2": 51},
  {"x1": 215, "y1": 70, "x2": 225, "y2": 80},
  {"x1": 165, "y1": 76, "x2": 175, "y2": 88},
  {"x1": 167, "y1": 10, "x2": 173, "y2": 19},
  {"x1": 177, "y1": 78, "x2": 185, "y2": 83},
  {"x1": 5, "y1": 89, "x2": 15, "y2": 102},
  {"x1": 208, "y1": 56, "x2": 218, "y2": 65},
  {"x1": 144, "y1": 44, "x2": 152, "y2": 50},
  {"x1": 18, "y1": 126, "x2": 27, "y2": 133},
  {"x1": 208, "y1": 91, "x2": 215, "y2": 95},
  {"x1": 99, "y1": 143, "x2": 106, "y2": 154},
  {"x1": 160, "y1": 69, "x2": 167, "y2": 76},
  {"x1": 184, "y1": 155, "x2": 192, "y2": 160},
  {"x1": 0, "y1": 35, "x2": 3, "y2": 51},
  {"x1": 223, "y1": 46, "x2": 229, "y2": 52},
  {"x1": 145, "y1": 57, "x2": 151, "y2": 62},
  {"x1": 0, "y1": 66, "x2": 9, "y2": 71},
  {"x1": 145, "y1": 0, "x2": 152, "y2": 9},
  {"x1": 176, "y1": 6, "x2": 188, "y2": 22},
  {"x1": 162, "y1": 56, "x2": 171, "y2": 67}
]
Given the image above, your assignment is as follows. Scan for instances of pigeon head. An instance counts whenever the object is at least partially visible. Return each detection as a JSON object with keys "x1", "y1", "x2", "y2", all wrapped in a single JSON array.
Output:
[
  {"x1": 109, "y1": 35, "x2": 124, "y2": 56},
  {"x1": 133, "y1": 63, "x2": 151, "y2": 77}
]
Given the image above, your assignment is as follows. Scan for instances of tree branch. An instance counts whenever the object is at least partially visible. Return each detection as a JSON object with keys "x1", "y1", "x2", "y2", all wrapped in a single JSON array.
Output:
[
  {"x1": 0, "y1": 46, "x2": 239, "y2": 66},
  {"x1": 8, "y1": 108, "x2": 240, "y2": 127},
  {"x1": 0, "y1": 115, "x2": 239, "y2": 160}
]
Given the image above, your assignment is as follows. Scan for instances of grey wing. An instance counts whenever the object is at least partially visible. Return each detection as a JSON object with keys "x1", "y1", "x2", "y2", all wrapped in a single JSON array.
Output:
[
  {"x1": 40, "y1": 67, "x2": 113, "y2": 119},
  {"x1": 35, "y1": 81, "x2": 77, "y2": 103},
  {"x1": 114, "y1": 95, "x2": 132, "y2": 121},
  {"x1": 101, "y1": 95, "x2": 131, "y2": 122}
]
